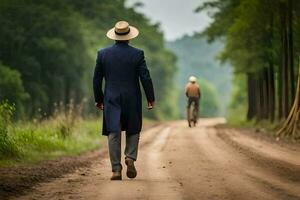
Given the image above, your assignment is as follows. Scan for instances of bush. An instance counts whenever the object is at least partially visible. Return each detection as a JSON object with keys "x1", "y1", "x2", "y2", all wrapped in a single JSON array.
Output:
[
  {"x1": 198, "y1": 79, "x2": 221, "y2": 117},
  {"x1": 0, "y1": 100, "x2": 102, "y2": 166},
  {"x1": 227, "y1": 74, "x2": 247, "y2": 124},
  {"x1": 0, "y1": 64, "x2": 29, "y2": 118},
  {"x1": 0, "y1": 101, "x2": 21, "y2": 158},
  {"x1": 52, "y1": 100, "x2": 82, "y2": 139}
]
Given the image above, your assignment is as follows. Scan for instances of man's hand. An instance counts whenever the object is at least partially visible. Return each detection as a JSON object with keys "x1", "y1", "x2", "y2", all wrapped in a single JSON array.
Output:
[
  {"x1": 147, "y1": 101, "x2": 154, "y2": 110},
  {"x1": 95, "y1": 102, "x2": 104, "y2": 110}
]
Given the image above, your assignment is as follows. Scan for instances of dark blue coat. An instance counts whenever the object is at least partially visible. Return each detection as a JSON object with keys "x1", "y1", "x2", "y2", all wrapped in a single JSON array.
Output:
[{"x1": 93, "y1": 42, "x2": 155, "y2": 135}]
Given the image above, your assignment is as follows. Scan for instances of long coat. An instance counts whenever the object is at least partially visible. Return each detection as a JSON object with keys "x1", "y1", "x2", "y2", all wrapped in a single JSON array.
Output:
[{"x1": 93, "y1": 42, "x2": 155, "y2": 136}]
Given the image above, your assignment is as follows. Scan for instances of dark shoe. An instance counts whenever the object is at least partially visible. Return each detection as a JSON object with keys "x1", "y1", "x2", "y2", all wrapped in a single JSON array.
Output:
[
  {"x1": 110, "y1": 171, "x2": 122, "y2": 180},
  {"x1": 125, "y1": 158, "x2": 137, "y2": 179}
]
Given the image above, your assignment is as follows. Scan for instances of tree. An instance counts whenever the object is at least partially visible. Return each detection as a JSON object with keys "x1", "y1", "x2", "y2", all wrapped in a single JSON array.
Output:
[
  {"x1": 0, "y1": 63, "x2": 29, "y2": 117},
  {"x1": 0, "y1": 0, "x2": 179, "y2": 120},
  {"x1": 277, "y1": 57, "x2": 300, "y2": 137},
  {"x1": 199, "y1": 0, "x2": 299, "y2": 130}
]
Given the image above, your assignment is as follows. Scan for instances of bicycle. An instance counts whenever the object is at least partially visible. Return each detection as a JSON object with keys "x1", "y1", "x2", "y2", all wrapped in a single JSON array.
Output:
[{"x1": 187, "y1": 101, "x2": 198, "y2": 127}]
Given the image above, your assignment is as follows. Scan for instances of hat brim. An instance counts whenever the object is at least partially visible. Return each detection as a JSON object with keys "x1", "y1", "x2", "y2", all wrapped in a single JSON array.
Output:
[{"x1": 106, "y1": 26, "x2": 139, "y2": 40}]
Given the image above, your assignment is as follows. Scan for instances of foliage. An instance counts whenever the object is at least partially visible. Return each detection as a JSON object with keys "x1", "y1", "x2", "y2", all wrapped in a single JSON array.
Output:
[
  {"x1": 0, "y1": 0, "x2": 179, "y2": 120},
  {"x1": 0, "y1": 101, "x2": 20, "y2": 158},
  {"x1": 200, "y1": 0, "x2": 300, "y2": 132},
  {"x1": 227, "y1": 74, "x2": 247, "y2": 123},
  {"x1": 52, "y1": 100, "x2": 82, "y2": 138},
  {"x1": 0, "y1": 64, "x2": 29, "y2": 117},
  {"x1": 0, "y1": 64, "x2": 28, "y2": 101},
  {"x1": 0, "y1": 105, "x2": 103, "y2": 166},
  {"x1": 198, "y1": 79, "x2": 221, "y2": 117},
  {"x1": 167, "y1": 35, "x2": 232, "y2": 117}
]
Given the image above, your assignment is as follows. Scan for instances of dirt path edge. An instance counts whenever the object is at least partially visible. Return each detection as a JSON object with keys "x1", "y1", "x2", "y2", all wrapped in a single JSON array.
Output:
[{"x1": 0, "y1": 123, "x2": 160, "y2": 200}]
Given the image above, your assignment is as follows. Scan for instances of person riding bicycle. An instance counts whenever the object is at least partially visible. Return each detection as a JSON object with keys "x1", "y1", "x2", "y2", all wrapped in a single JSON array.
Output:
[{"x1": 185, "y1": 76, "x2": 201, "y2": 127}]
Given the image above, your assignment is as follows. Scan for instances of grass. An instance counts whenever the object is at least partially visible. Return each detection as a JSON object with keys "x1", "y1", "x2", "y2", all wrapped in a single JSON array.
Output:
[
  {"x1": 0, "y1": 100, "x2": 158, "y2": 167},
  {"x1": 227, "y1": 108, "x2": 286, "y2": 139},
  {"x1": 226, "y1": 104, "x2": 286, "y2": 137},
  {"x1": 228, "y1": 118, "x2": 280, "y2": 130},
  {"x1": 0, "y1": 117, "x2": 103, "y2": 167}
]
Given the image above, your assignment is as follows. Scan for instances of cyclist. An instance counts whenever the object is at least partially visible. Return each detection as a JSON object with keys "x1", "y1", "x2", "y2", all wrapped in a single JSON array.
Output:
[{"x1": 185, "y1": 76, "x2": 201, "y2": 127}]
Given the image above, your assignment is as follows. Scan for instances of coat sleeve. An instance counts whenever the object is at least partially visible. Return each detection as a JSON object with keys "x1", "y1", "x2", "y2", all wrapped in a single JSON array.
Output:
[
  {"x1": 93, "y1": 51, "x2": 104, "y2": 103},
  {"x1": 137, "y1": 50, "x2": 155, "y2": 102}
]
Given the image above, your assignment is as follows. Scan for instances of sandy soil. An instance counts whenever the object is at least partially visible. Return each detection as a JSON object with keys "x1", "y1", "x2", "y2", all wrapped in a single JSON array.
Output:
[{"x1": 4, "y1": 119, "x2": 300, "y2": 200}]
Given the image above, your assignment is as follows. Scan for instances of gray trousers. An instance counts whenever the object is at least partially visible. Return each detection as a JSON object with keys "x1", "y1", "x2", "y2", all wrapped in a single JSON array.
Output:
[{"x1": 108, "y1": 132, "x2": 140, "y2": 172}]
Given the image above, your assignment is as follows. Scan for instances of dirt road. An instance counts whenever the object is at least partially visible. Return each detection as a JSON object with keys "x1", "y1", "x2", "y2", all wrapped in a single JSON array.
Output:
[{"x1": 13, "y1": 119, "x2": 300, "y2": 200}]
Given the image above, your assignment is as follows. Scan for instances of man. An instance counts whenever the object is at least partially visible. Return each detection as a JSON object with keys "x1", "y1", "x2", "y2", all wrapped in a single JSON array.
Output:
[
  {"x1": 185, "y1": 76, "x2": 201, "y2": 127},
  {"x1": 93, "y1": 21, "x2": 155, "y2": 180}
]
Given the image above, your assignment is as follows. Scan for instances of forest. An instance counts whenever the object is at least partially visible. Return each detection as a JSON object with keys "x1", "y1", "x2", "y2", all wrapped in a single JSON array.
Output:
[
  {"x1": 0, "y1": 0, "x2": 178, "y2": 120},
  {"x1": 167, "y1": 35, "x2": 232, "y2": 118},
  {"x1": 199, "y1": 0, "x2": 300, "y2": 137},
  {"x1": 0, "y1": 0, "x2": 178, "y2": 164},
  {"x1": 1, "y1": 1, "x2": 300, "y2": 199},
  {"x1": 1, "y1": 0, "x2": 300, "y2": 166}
]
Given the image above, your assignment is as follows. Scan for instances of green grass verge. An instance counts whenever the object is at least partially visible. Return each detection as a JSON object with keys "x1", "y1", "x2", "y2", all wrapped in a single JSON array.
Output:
[
  {"x1": 227, "y1": 104, "x2": 281, "y2": 132},
  {"x1": 227, "y1": 113, "x2": 283, "y2": 137},
  {"x1": 0, "y1": 119, "x2": 103, "y2": 167}
]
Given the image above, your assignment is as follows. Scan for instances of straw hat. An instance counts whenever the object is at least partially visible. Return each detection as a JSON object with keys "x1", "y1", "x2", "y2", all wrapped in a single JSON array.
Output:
[
  {"x1": 106, "y1": 21, "x2": 139, "y2": 41},
  {"x1": 189, "y1": 76, "x2": 197, "y2": 83}
]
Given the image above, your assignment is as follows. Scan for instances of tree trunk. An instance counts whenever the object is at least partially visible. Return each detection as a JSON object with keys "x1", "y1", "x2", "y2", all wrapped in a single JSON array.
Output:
[
  {"x1": 268, "y1": 62, "x2": 275, "y2": 121},
  {"x1": 278, "y1": 59, "x2": 284, "y2": 120},
  {"x1": 287, "y1": 0, "x2": 295, "y2": 103},
  {"x1": 263, "y1": 68, "x2": 269, "y2": 119},
  {"x1": 277, "y1": 56, "x2": 300, "y2": 138},
  {"x1": 267, "y1": 8, "x2": 275, "y2": 122},
  {"x1": 247, "y1": 73, "x2": 256, "y2": 120},
  {"x1": 279, "y1": 2, "x2": 290, "y2": 118},
  {"x1": 257, "y1": 73, "x2": 264, "y2": 121}
]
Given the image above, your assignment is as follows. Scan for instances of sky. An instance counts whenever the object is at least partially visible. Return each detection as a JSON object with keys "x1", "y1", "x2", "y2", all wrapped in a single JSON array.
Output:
[{"x1": 126, "y1": 0, "x2": 212, "y2": 41}]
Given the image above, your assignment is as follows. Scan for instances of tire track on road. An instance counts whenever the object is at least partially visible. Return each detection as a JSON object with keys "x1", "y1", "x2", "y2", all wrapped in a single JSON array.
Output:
[
  {"x1": 14, "y1": 125, "x2": 182, "y2": 200},
  {"x1": 216, "y1": 128, "x2": 300, "y2": 183},
  {"x1": 212, "y1": 127, "x2": 300, "y2": 199},
  {"x1": 11, "y1": 119, "x2": 300, "y2": 200}
]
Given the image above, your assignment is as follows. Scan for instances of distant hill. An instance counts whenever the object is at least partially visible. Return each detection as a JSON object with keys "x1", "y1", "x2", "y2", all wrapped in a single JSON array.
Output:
[{"x1": 166, "y1": 35, "x2": 232, "y2": 117}]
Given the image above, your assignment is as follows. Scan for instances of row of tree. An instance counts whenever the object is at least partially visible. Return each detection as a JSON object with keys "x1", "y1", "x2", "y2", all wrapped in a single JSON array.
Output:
[
  {"x1": 199, "y1": 0, "x2": 300, "y2": 125},
  {"x1": 167, "y1": 35, "x2": 232, "y2": 117},
  {"x1": 0, "y1": 0, "x2": 179, "y2": 119}
]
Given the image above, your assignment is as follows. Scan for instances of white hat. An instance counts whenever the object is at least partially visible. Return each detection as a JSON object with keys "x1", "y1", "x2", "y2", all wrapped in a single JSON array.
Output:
[
  {"x1": 189, "y1": 76, "x2": 197, "y2": 83},
  {"x1": 106, "y1": 21, "x2": 139, "y2": 41}
]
